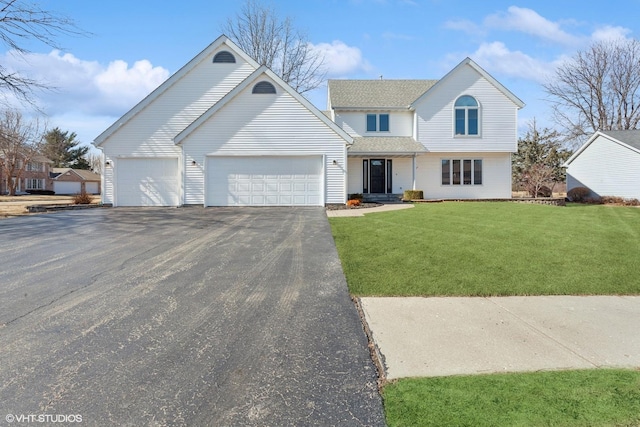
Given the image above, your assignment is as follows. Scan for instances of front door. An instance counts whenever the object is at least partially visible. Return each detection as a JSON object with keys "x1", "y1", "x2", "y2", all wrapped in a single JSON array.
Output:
[{"x1": 369, "y1": 159, "x2": 385, "y2": 193}]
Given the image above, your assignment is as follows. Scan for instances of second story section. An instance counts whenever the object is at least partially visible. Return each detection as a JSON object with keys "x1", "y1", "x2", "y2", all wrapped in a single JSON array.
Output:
[{"x1": 327, "y1": 58, "x2": 524, "y2": 154}]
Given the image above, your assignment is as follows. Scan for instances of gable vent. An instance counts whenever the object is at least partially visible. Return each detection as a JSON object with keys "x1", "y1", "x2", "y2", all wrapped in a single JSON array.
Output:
[
  {"x1": 213, "y1": 51, "x2": 236, "y2": 63},
  {"x1": 252, "y1": 81, "x2": 276, "y2": 94}
]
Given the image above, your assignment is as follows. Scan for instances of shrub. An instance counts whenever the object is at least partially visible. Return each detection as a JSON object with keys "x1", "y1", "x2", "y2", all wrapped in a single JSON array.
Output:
[
  {"x1": 346, "y1": 199, "x2": 361, "y2": 208},
  {"x1": 537, "y1": 186, "x2": 553, "y2": 197},
  {"x1": 348, "y1": 193, "x2": 363, "y2": 201},
  {"x1": 567, "y1": 186, "x2": 591, "y2": 202},
  {"x1": 625, "y1": 198, "x2": 640, "y2": 206},
  {"x1": 72, "y1": 191, "x2": 93, "y2": 205},
  {"x1": 403, "y1": 190, "x2": 424, "y2": 201}
]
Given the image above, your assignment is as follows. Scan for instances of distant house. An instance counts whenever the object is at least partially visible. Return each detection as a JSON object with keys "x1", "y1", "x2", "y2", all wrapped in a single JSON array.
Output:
[
  {"x1": 50, "y1": 168, "x2": 101, "y2": 194},
  {"x1": 0, "y1": 155, "x2": 54, "y2": 195},
  {"x1": 564, "y1": 130, "x2": 640, "y2": 200}
]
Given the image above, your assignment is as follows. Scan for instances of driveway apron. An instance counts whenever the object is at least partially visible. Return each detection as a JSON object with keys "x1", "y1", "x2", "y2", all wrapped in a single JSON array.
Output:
[{"x1": 0, "y1": 207, "x2": 385, "y2": 426}]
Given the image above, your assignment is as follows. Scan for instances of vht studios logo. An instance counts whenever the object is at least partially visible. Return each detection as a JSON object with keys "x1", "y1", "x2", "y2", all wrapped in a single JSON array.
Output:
[{"x1": 6, "y1": 414, "x2": 82, "y2": 423}]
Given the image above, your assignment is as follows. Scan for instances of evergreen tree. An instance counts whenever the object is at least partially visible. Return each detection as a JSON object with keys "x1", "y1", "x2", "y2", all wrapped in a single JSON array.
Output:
[{"x1": 42, "y1": 127, "x2": 90, "y2": 169}]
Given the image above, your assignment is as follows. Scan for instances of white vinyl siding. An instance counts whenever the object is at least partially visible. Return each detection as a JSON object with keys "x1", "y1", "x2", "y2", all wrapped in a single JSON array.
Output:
[
  {"x1": 566, "y1": 135, "x2": 640, "y2": 200},
  {"x1": 206, "y1": 156, "x2": 323, "y2": 206},
  {"x1": 98, "y1": 45, "x2": 256, "y2": 204},
  {"x1": 181, "y1": 79, "x2": 347, "y2": 205},
  {"x1": 415, "y1": 65, "x2": 518, "y2": 152},
  {"x1": 334, "y1": 111, "x2": 413, "y2": 138},
  {"x1": 416, "y1": 152, "x2": 511, "y2": 199},
  {"x1": 115, "y1": 158, "x2": 179, "y2": 206}
]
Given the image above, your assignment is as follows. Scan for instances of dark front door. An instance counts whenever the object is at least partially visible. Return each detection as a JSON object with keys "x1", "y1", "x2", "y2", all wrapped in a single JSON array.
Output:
[{"x1": 369, "y1": 159, "x2": 385, "y2": 193}]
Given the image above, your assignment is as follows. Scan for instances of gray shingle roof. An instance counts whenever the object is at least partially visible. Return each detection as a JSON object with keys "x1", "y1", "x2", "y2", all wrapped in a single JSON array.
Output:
[
  {"x1": 348, "y1": 137, "x2": 426, "y2": 155},
  {"x1": 601, "y1": 130, "x2": 640, "y2": 150},
  {"x1": 328, "y1": 80, "x2": 437, "y2": 109}
]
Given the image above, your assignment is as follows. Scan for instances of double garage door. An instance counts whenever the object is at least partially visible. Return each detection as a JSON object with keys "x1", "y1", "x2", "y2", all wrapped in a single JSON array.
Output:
[
  {"x1": 115, "y1": 156, "x2": 323, "y2": 207},
  {"x1": 206, "y1": 156, "x2": 323, "y2": 206}
]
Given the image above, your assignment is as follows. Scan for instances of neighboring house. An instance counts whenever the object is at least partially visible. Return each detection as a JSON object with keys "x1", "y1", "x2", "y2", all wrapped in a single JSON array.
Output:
[
  {"x1": 50, "y1": 168, "x2": 101, "y2": 194},
  {"x1": 94, "y1": 35, "x2": 351, "y2": 207},
  {"x1": 564, "y1": 130, "x2": 640, "y2": 200},
  {"x1": 0, "y1": 155, "x2": 54, "y2": 194},
  {"x1": 328, "y1": 58, "x2": 525, "y2": 200}
]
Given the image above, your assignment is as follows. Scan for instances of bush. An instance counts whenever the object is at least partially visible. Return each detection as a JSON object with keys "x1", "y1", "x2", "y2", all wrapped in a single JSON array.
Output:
[
  {"x1": 601, "y1": 196, "x2": 640, "y2": 206},
  {"x1": 403, "y1": 190, "x2": 424, "y2": 201},
  {"x1": 72, "y1": 191, "x2": 93, "y2": 205},
  {"x1": 348, "y1": 193, "x2": 363, "y2": 201},
  {"x1": 346, "y1": 199, "x2": 361, "y2": 208},
  {"x1": 537, "y1": 186, "x2": 553, "y2": 197},
  {"x1": 567, "y1": 186, "x2": 591, "y2": 202}
]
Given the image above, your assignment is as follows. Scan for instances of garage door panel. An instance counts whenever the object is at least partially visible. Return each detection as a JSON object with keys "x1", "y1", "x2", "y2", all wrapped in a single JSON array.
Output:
[
  {"x1": 116, "y1": 158, "x2": 179, "y2": 207},
  {"x1": 207, "y1": 156, "x2": 323, "y2": 206}
]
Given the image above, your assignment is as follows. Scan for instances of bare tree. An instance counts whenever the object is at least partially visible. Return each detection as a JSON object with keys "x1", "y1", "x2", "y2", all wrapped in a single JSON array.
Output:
[
  {"x1": 222, "y1": 0, "x2": 325, "y2": 94},
  {"x1": 86, "y1": 152, "x2": 102, "y2": 175},
  {"x1": 0, "y1": 109, "x2": 44, "y2": 195},
  {"x1": 0, "y1": 0, "x2": 86, "y2": 105},
  {"x1": 544, "y1": 39, "x2": 640, "y2": 147}
]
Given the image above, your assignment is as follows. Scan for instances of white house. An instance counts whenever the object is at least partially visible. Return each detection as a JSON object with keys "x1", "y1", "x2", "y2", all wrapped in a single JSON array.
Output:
[
  {"x1": 95, "y1": 36, "x2": 523, "y2": 207},
  {"x1": 564, "y1": 130, "x2": 640, "y2": 200},
  {"x1": 94, "y1": 35, "x2": 351, "y2": 207},
  {"x1": 327, "y1": 58, "x2": 525, "y2": 200}
]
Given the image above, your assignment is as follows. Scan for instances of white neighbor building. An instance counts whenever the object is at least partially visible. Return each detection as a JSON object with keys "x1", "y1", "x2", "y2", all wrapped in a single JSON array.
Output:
[{"x1": 94, "y1": 36, "x2": 524, "y2": 206}]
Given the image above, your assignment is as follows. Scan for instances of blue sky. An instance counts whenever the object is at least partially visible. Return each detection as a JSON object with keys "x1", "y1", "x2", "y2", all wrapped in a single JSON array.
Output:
[{"x1": 3, "y1": 0, "x2": 639, "y2": 150}]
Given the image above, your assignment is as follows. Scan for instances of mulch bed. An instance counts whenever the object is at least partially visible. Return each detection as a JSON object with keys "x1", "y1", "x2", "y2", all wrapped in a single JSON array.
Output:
[{"x1": 325, "y1": 203, "x2": 383, "y2": 210}]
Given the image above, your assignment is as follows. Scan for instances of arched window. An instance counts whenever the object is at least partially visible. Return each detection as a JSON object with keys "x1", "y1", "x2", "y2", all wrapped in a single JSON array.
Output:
[
  {"x1": 252, "y1": 81, "x2": 276, "y2": 94},
  {"x1": 454, "y1": 95, "x2": 479, "y2": 136},
  {"x1": 213, "y1": 51, "x2": 236, "y2": 63}
]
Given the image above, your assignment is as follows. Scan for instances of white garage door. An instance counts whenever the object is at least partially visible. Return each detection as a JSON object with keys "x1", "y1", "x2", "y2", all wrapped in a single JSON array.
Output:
[
  {"x1": 54, "y1": 181, "x2": 81, "y2": 194},
  {"x1": 85, "y1": 182, "x2": 100, "y2": 194},
  {"x1": 116, "y1": 158, "x2": 179, "y2": 206},
  {"x1": 207, "y1": 156, "x2": 323, "y2": 206}
]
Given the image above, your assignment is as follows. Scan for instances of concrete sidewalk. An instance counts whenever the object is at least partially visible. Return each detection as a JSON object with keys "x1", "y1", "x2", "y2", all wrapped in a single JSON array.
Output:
[
  {"x1": 326, "y1": 203, "x2": 414, "y2": 217},
  {"x1": 360, "y1": 296, "x2": 640, "y2": 379}
]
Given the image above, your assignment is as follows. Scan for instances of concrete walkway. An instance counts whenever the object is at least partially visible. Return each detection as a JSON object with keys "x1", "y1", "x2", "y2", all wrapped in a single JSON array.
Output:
[
  {"x1": 326, "y1": 203, "x2": 414, "y2": 217},
  {"x1": 360, "y1": 296, "x2": 640, "y2": 379}
]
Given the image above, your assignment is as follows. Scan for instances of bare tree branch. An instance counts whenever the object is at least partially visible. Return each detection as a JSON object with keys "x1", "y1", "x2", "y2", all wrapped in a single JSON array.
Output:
[
  {"x1": 544, "y1": 39, "x2": 640, "y2": 146},
  {"x1": 0, "y1": 0, "x2": 88, "y2": 106},
  {"x1": 222, "y1": 0, "x2": 326, "y2": 94}
]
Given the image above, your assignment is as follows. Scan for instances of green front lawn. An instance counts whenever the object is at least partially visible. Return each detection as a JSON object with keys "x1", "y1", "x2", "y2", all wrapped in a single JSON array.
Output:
[
  {"x1": 383, "y1": 369, "x2": 640, "y2": 427},
  {"x1": 329, "y1": 202, "x2": 640, "y2": 296}
]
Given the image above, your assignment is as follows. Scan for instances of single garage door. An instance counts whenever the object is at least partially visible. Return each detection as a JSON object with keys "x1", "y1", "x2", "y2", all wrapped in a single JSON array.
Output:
[
  {"x1": 116, "y1": 158, "x2": 179, "y2": 206},
  {"x1": 207, "y1": 156, "x2": 323, "y2": 206},
  {"x1": 54, "y1": 181, "x2": 81, "y2": 194},
  {"x1": 85, "y1": 182, "x2": 100, "y2": 194}
]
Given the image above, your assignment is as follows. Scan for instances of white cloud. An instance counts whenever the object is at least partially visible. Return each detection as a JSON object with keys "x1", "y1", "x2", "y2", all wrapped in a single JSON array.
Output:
[
  {"x1": 310, "y1": 40, "x2": 371, "y2": 77},
  {"x1": 590, "y1": 25, "x2": 632, "y2": 42},
  {"x1": 470, "y1": 41, "x2": 553, "y2": 83},
  {"x1": 0, "y1": 50, "x2": 170, "y2": 117},
  {"x1": 484, "y1": 6, "x2": 581, "y2": 46}
]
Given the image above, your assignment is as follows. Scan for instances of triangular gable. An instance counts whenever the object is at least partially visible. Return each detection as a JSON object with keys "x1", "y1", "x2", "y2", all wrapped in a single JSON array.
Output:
[
  {"x1": 563, "y1": 130, "x2": 640, "y2": 167},
  {"x1": 411, "y1": 57, "x2": 525, "y2": 109},
  {"x1": 94, "y1": 35, "x2": 260, "y2": 147},
  {"x1": 174, "y1": 66, "x2": 353, "y2": 145}
]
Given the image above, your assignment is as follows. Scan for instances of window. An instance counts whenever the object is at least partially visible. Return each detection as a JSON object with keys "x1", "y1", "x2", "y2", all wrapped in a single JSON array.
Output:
[
  {"x1": 454, "y1": 95, "x2": 479, "y2": 136},
  {"x1": 441, "y1": 159, "x2": 482, "y2": 185},
  {"x1": 213, "y1": 51, "x2": 236, "y2": 63},
  {"x1": 252, "y1": 81, "x2": 276, "y2": 94},
  {"x1": 25, "y1": 179, "x2": 44, "y2": 190},
  {"x1": 365, "y1": 113, "x2": 390, "y2": 132},
  {"x1": 26, "y1": 162, "x2": 43, "y2": 172}
]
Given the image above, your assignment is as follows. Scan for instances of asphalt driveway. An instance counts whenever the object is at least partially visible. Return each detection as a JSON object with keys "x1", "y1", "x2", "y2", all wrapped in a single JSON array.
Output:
[{"x1": 0, "y1": 207, "x2": 385, "y2": 426}]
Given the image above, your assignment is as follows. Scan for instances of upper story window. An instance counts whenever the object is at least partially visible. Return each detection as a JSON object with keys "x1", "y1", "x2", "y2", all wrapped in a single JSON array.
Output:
[
  {"x1": 366, "y1": 113, "x2": 389, "y2": 132},
  {"x1": 454, "y1": 95, "x2": 479, "y2": 136},
  {"x1": 213, "y1": 51, "x2": 236, "y2": 63},
  {"x1": 252, "y1": 81, "x2": 276, "y2": 94},
  {"x1": 26, "y1": 162, "x2": 44, "y2": 172}
]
